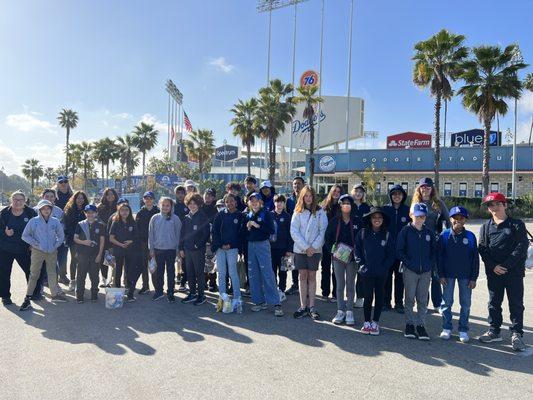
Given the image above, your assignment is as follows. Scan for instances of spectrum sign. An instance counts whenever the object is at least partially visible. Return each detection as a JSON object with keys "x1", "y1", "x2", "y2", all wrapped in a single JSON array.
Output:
[{"x1": 386, "y1": 132, "x2": 432, "y2": 149}]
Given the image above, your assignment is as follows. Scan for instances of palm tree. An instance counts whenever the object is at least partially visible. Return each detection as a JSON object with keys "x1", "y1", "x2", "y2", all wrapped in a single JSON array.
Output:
[
  {"x1": 116, "y1": 134, "x2": 140, "y2": 190},
  {"x1": 132, "y1": 122, "x2": 159, "y2": 180},
  {"x1": 412, "y1": 29, "x2": 468, "y2": 191},
  {"x1": 458, "y1": 44, "x2": 526, "y2": 195},
  {"x1": 44, "y1": 167, "x2": 55, "y2": 186},
  {"x1": 21, "y1": 158, "x2": 44, "y2": 194},
  {"x1": 71, "y1": 142, "x2": 94, "y2": 192},
  {"x1": 184, "y1": 129, "x2": 215, "y2": 179},
  {"x1": 230, "y1": 98, "x2": 258, "y2": 176},
  {"x1": 525, "y1": 73, "x2": 533, "y2": 145},
  {"x1": 256, "y1": 79, "x2": 296, "y2": 182},
  {"x1": 92, "y1": 138, "x2": 117, "y2": 186},
  {"x1": 57, "y1": 109, "x2": 79, "y2": 176},
  {"x1": 293, "y1": 85, "x2": 324, "y2": 186}
]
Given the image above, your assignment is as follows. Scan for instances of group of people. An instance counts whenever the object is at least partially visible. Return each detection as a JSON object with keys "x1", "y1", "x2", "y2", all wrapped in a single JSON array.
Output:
[{"x1": 0, "y1": 174, "x2": 528, "y2": 351}]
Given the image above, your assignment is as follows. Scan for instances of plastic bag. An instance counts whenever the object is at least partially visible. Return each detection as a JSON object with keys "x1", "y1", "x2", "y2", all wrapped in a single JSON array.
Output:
[
  {"x1": 332, "y1": 242, "x2": 354, "y2": 264},
  {"x1": 204, "y1": 244, "x2": 215, "y2": 273},
  {"x1": 148, "y1": 257, "x2": 157, "y2": 274},
  {"x1": 103, "y1": 250, "x2": 116, "y2": 268},
  {"x1": 237, "y1": 254, "x2": 247, "y2": 289},
  {"x1": 526, "y1": 244, "x2": 533, "y2": 270},
  {"x1": 105, "y1": 287, "x2": 125, "y2": 309},
  {"x1": 280, "y1": 255, "x2": 294, "y2": 272}
]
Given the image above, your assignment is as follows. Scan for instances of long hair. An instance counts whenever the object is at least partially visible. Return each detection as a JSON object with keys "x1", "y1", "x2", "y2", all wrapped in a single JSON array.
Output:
[
  {"x1": 321, "y1": 184, "x2": 342, "y2": 214},
  {"x1": 113, "y1": 203, "x2": 134, "y2": 224},
  {"x1": 295, "y1": 185, "x2": 319, "y2": 215},
  {"x1": 351, "y1": 185, "x2": 366, "y2": 203},
  {"x1": 64, "y1": 190, "x2": 89, "y2": 216},
  {"x1": 52, "y1": 182, "x2": 73, "y2": 197},
  {"x1": 159, "y1": 197, "x2": 175, "y2": 220},
  {"x1": 98, "y1": 188, "x2": 118, "y2": 212},
  {"x1": 411, "y1": 184, "x2": 442, "y2": 212}
]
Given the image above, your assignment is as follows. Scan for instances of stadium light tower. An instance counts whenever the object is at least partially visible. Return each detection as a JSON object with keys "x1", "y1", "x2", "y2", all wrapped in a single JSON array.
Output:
[{"x1": 165, "y1": 79, "x2": 183, "y2": 159}]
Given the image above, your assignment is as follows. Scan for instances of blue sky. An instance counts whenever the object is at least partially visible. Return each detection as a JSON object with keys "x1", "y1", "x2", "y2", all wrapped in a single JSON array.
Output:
[{"x1": 1, "y1": 0, "x2": 532, "y2": 175}]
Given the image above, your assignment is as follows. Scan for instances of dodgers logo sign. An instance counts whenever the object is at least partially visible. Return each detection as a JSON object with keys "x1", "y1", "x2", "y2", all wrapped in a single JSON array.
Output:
[{"x1": 319, "y1": 156, "x2": 336, "y2": 172}]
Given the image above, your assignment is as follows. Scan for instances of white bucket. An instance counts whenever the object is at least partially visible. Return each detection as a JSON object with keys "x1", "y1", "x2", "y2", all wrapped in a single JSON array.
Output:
[{"x1": 105, "y1": 288, "x2": 126, "y2": 309}]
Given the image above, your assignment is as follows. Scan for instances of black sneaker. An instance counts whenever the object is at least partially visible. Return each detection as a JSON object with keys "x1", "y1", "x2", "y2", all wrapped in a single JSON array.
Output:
[
  {"x1": 394, "y1": 304, "x2": 405, "y2": 314},
  {"x1": 138, "y1": 287, "x2": 149, "y2": 295},
  {"x1": 243, "y1": 289, "x2": 251, "y2": 298},
  {"x1": 404, "y1": 324, "x2": 416, "y2": 339},
  {"x1": 126, "y1": 295, "x2": 136, "y2": 302},
  {"x1": 58, "y1": 276, "x2": 70, "y2": 285},
  {"x1": 193, "y1": 295, "x2": 206, "y2": 306},
  {"x1": 19, "y1": 297, "x2": 31, "y2": 311},
  {"x1": 2, "y1": 297, "x2": 13, "y2": 306},
  {"x1": 152, "y1": 293, "x2": 165, "y2": 301},
  {"x1": 285, "y1": 285, "x2": 299, "y2": 295},
  {"x1": 177, "y1": 284, "x2": 188, "y2": 293},
  {"x1": 181, "y1": 293, "x2": 197, "y2": 304},
  {"x1": 208, "y1": 285, "x2": 217, "y2": 293},
  {"x1": 293, "y1": 307, "x2": 308, "y2": 319},
  {"x1": 416, "y1": 325, "x2": 430, "y2": 340},
  {"x1": 479, "y1": 330, "x2": 502, "y2": 343},
  {"x1": 167, "y1": 295, "x2": 176, "y2": 303},
  {"x1": 30, "y1": 294, "x2": 44, "y2": 301},
  {"x1": 309, "y1": 307, "x2": 320, "y2": 321}
]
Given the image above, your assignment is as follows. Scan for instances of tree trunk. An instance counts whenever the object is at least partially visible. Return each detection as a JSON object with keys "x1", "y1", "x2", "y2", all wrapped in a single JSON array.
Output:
[
  {"x1": 83, "y1": 159, "x2": 88, "y2": 192},
  {"x1": 433, "y1": 94, "x2": 441, "y2": 193},
  {"x1": 101, "y1": 163, "x2": 105, "y2": 185},
  {"x1": 246, "y1": 141, "x2": 251, "y2": 176},
  {"x1": 65, "y1": 127, "x2": 70, "y2": 176},
  {"x1": 482, "y1": 119, "x2": 492, "y2": 196},
  {"x1": 106, "y1": 162, "x2": 110, "y2": 187},
  {"x1": 309, "y1": 114, "x2": 315, "y2": 188},
  {"x1": 142, "y1": 152, "x2": 146, "y2": 189}
]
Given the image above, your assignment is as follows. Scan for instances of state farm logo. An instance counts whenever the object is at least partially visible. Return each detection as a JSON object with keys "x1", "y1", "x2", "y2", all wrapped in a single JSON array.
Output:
[
  {"x1": 389, "y1": 140, "x2": 398, "y2": 147},
  {"x1": 387, "y1": 133, "x2": 432, "y2": 149}
]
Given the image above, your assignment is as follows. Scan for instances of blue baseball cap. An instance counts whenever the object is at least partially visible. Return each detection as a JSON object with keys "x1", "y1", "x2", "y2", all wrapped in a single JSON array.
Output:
[
  {"x1": 412, "y1": 203, "x2": 428, "y2": 217},
  {"x1": 418, "y1": 177, "x2": 434, "y2": 187},
  {"x1": 248, "y1": 192, "x2": 262, "y2": 201},
  {"x1": 449, "y1": 206, "x2": 469, "y2": 219},
  {"x1": 84, "y1": 204, "x2": 97, "y2": 213},
  {"x1": 143, "y1": 191, "x2": 155, "y2": 199},
  {"x1": 57, "y1": 175, "x2": 69, "y2": 183},
  {"x1": 117, "y1": 197, "x2": 129, "y2": 205}
]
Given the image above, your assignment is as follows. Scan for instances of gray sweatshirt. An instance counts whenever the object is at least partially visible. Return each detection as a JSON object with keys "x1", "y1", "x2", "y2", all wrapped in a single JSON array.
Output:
[
  {"x1": 148, "y1": 213, "x2": 182, "y2": 251},
  {"x1": 22, "y1": 214, "x2": 64, "y2": 253}
]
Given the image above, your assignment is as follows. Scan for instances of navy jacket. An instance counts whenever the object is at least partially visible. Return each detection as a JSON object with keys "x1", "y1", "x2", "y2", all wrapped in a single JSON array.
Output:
[
  {"x1": 203, "y1": 203, "x2": 218, "y2": 224},
  {"x1": 135, "y1": 205, "x2": 160, "y2": 242},
  {"x1": 259, "y1": 187, "x2": 276, "y2": 212},
  {"x1": 270, "y1": 210, "x2": 293, "y2": 252},
  {"x1": 325, "y1": 216, "x2": 357, "y2": 252},
  {"x1": 211, "y1": 209, "x2": 245, "y2": 253},
  {"x1": 438, "y1": 228, "x2": 479, "y2": 280},
  {"x1": 55, "y1": 190, "x2": 71, "y2": 210},
  {"x1": 244, "y1": 208, "x2": 275, "y2": 242},
  {"x1": 382, "y1": 185, "x2": 410, "y2": 239},
  {"x1": 179, "y1": 209, "x2": 210, "y2": 251},
  {"x1": 286, "y1": 193, "x2": 298, "y2": 215},
  {"x1": 355, "y1": 227, "x2": 395, "y2": 277},
  {"x1": 0, "y1": 205, "x2": 37, "y2": 254},
  {"x1": 396, "y1": 223, "x2": 437, "y2": 274},
  {"x1": 351, "y1": 202, "x2": 371, "y2": 231},
  {"x1": 64, "y1": 207, "x2": 85, "y2": 245},
  {"x1": 173, "y1": 201, "x2": 189, "y2": 221}
]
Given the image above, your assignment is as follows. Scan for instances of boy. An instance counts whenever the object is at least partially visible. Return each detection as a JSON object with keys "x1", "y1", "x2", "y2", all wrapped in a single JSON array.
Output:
[
  {"x1": 396, "y1": 203, "x2": 436, "y2": 340},
  {"x1": 74, "y1": 205, "x2": 105, "y2": 303},
  {"x1": 270, "y1": 194, "x2": 293, "y2": 297},
  {"x1": 438, "y1": 206, "x2": 479, "y2": 343},
  {"x1": 135, "y1": 191, "x2": 160, "y2": 294},
  {"x1": 20, "y1": 200, "x2": 66, "y2": 310},
  {"x1": 478, "y1": 193, "x2": 528, "y2": 352}
]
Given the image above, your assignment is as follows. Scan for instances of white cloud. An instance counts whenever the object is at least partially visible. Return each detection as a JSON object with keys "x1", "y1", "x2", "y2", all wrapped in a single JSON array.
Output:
[
  {"x1": 518, "y1": 91, "x2": 533, "y2": 115},
  {"x1": 208, "y1": 57, "x2": 235, "y2": 73},
  {"x1": 138, "y1": 113, "x2": 169, "y2": 135},
  {"x1": 114, "y1": 112, "x2": 132, "y2": 120},
  {"x1": 5, "y1": 113, "x2": 57, "y2": 133}
]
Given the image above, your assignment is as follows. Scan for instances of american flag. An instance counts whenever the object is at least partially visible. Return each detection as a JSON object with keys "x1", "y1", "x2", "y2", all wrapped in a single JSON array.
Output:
[
  {"x1": 183, "y1": 111, "x2": 192, "y2": 132},
  {"x1": 170, "y1": 125, "x2": 176, "y2": 143}
]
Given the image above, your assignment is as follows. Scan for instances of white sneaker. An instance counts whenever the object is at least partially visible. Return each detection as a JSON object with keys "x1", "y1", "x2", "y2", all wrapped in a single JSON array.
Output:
[
  {"x1": 345, "y1": 311, "x2": 355, "y2": 326},
  {"x1": 278, "y1": 289, "x2": 287, "y2": 303},
  {"x1": 440, "y1": 329, "x2": 451, "y2": 340},
  {"x1": 68, "y1": 280, "x2": 76, "y2": 292},
  {"x1": 459, "y1": 332, "x2": 469, "y2": 343},
  {"x1": 354, "y1": 298, "x2": 364, "y2": 308},
  {"x1": 332, "y1": 310, "x2": 346, "y2": 324}
]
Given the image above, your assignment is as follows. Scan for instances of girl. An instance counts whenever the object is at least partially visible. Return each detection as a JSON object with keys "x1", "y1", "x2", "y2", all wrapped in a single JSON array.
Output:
[
  {"x1": 355, "y1": 207, "x2": 395, "y2": 335},
  {"x1": 245, "y1": 193, "x2": 284, "y2": 317},
  {"x1": 270, "y1": 194, "x2": 293, "y2": 295},
  {"x1": 290, "y1": 185, "x2": 328, "y2": 320},
  {"x1": 148, "y1": 197, "x2": 181, "y2": 302},
  {"x1": 136, "y1": 191, "x2": 160, "y2": 295},
  {"x1": 97, "y1": 187, "x2": 118, "y2": 287},
  {"x1": 63, "y1": 191, "x2": 89, "y2": 292},
  {"x1": 320, "y1": 184, "x2": 342, "y2": 301},
  {"x1": 351, "y1": 184, "x2": 371, "y2": 308},
  {"x1": 411, "y1": 177, "x2": 450, "y2": 311},
  {"x1": 109, "y1": 203, "x2": 140, "y2": 301}
]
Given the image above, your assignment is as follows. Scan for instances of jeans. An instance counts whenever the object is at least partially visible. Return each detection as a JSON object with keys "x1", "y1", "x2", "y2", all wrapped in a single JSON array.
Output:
[
  {"x1": 216, "y1": 248, "x2": 241, "y2": 300},
  {"x1": 0, "y1": 250, "x2": 40, "y2": 299},
  {"x1": 333, "y1": 260, "x2": 357, "y2": 311},
  {"x1": 487, "y1": 272, "x2": 524, "y2": 335},
  {"x1": 385, "y1": 259, "x2": 404, "y2": 307},
  {"x1": 320, "y1": 246, "x2": 336, "y2": 297},
  {"x1": 57, "y1": 244, "x2": 68, "y2": 278},
  {"x1": 362, "y1": 274, "x2": 386, "y2": 322},
  {"x1": 441, "y1": 278, "x2": 472, "y2": 332},
  {"x1": 403, "y1": 268, "x2": 431, "y2": 327},
  {"x1": 154, "y1": 249, "x2": 176, "y2": 296},
  {"x1": 248, "y1": 240, "x2": 280, "y2": 306},
  {"x1": 185, "y1": 249, "x2": 206, "y2": 296}
]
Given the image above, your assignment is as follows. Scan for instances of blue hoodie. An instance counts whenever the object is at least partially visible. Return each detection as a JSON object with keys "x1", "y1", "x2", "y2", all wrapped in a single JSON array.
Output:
[
  {"x1": 244, "y1": 207, "x2": 275, "y2": 242},
  {"x1": 396, "y1": 223, "x2": 436, "y2": 274},
  {"x1": 270, "y1": 210, "x2": 293, "y2": 252},
  {"x1": 351, "y1": 202, "x2": 371, "y2": 232},
  {"x1": 259, "y1": 182, "x2": 276, "y2": 212},
  {"x1": 211, "y1": 208, "x2": 246, "y2": 253},
  {"x1": 382, "y1": 185, "x2": 410, "y2": 239},
  {"x1": 438, "y1": 228, "x2": 479, "y2": 280},
  {"x1": 355, "y1": 227, "x2": 396, "y2": 277}
]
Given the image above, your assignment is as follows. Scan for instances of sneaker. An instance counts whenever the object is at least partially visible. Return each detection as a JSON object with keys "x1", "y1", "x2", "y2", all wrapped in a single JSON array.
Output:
[
  {"x1": 511, "y1": 333, "x2": 526, "y2": 352},
  {"x1": 167, "y1": 295, "x2": 176, "y2": 303},
  {"x1": 251, "y1": 303, "x2": 267, "y2": 312},
  {"x1": 394, "y1": 304, "x2": 405, "y2": 314},
  {"x1": 329, "y1": 296, "x2": 337, "y2": 303},
  {"x1": 416, "y1": 325, "x2": 430, "y2": 340},
  {"x1": 293, "y1": 307, "x2": 308, "y2": 319},
  {"x1": 479, "y1": 330, "x2": 502, "y2": 343},
  {"x1": 68, "y1": 280, "x2": 76, "y2": 292},
  {"x1": 345, "y1": 311, "x2": 355, "y2": 326},
  {"x1": 370, "y1": 321, "x2": 380, "y2": 336},
  {"x1": 285, "y1": 285, "x2": 299, "y2": 295},
  {"x1": 177, "y1": 284, "x2": 188, "y2": 293},
  {"x1": 181, "y1": 293, "x2": 198, "y2": 304},
  {"x1": 242, "y1": 289, "x2": 251, "y2": 298},
  {"x1": 459, "y1": 331, "x2": 469, "y2": 343},
  {"x1": 440, "y1": 329, "x2": 451, "y2": 340},
  {"x1": 51, "y1": 293, "x2": 68, "y2": 302},
  {"x1": 274, "y1": 305, "x2": 284, "y2": 317},
  {"x1": 19, "y1": 297, "x2": 31, "y2": 311},
  {"x1": 208, "y1": 285, "x2": 218, "y2": 293},
  {"x1": 138, "y1": 287, "x2": 149, "y2": 295},
  {"x1": 361, "y1": 322, "x2": 372, "y2": 334},
  {"x1": 2, "y1": 297, "x2": 13, "y2": 306},
  {"x1": 434, "y1": 307, "x2": 443, "y2": 315},
  {"x1": 126, "y1": 295, "x2": 136, "y2": 302},
  {"x1": 193, "y1": 295, "x2": 206, "y2": 306},
  {"x1": 278, "y1": 289, "x2": 287, "y2": 303},
  {"x1": 77, "y1": 299, "x2": 84, "y2": 304},
  {"x1": 30, "y1": 294, "x2": 44, "y2": 301},
  {"x1": 382, "y1": 303, "x2": 392, "y2": 312},
  {"x1": 58, "y1": 276, "x2": 70, "y2": 285},
  {"x1": 354, "y1": 298, "x2": 364, "y2": 308},
  {"x1": 404, "y1": 324, "x2": 416, "y2": 339},
  {"x1": 308, "y1": 307, "x2": 320, "y2": 320},
  {"x1": 152, "y1": 293, "x2": 165, "y2": 301},
  {"x1": 332, "y1": 310, "x2": 346, "y2": 324}
]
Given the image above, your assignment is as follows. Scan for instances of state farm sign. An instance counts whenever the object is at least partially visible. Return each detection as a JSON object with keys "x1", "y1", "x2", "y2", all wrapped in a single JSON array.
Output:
[{"x1": 386, "y1": 132, "x2": 432, "y2": 149}]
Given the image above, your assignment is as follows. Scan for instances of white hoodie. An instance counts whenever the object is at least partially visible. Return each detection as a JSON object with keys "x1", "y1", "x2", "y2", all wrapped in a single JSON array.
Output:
[{"x1": 290, "y1": 208, "x2": 328, "y2": 254}]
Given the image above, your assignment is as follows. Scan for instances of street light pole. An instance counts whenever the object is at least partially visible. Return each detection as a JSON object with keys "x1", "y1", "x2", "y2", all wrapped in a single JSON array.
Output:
[
  {"x1": 345, "y1": 0, "x2": 354, "y2": 151},
  {"x1": 510, "y1": 46, "x2": 523, "y2": 201}
]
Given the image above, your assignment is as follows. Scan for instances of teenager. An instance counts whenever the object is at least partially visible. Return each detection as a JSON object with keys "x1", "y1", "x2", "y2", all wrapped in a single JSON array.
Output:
[
  {"x1": 203, "y1": 188, "x2": 218, "y2": 292},
  {"x1": 243, "y1": 176, "x2": 258, "y2": 199},
  {"x1": 438, "y1": 206, "x2": 479, "y2": 343},
  {"x1": 63, "y1": 191, "x2": 89, "y2": 291},
  {"x1": 355, "y1": 207, "x2": 395, "y2": 335},
  {"x1": 212, "y1": 193, "x2": 245, "y2": 306},
  {"x1": 411, "y1": 177, "x2": 450, "y2": 311},
  {"x1": 53, "y1": 176, "x2": 73, "y2": 283},
  {"x1": 325, "y1": 195, "x2": 357, "y2": 326},
  {"x1": 20, "y1": 200, "x2": 66, "y2": 310},
  {"x1": 290, "y1": 185, "x2": 328, "y2": 320},
  {"x1": 285, "y1": 176, "x2": 305, "y2": 296},
  {"x1": 382, "y1": 185, "x2": 410, "y2": 313},
  {"x1": 97, "y1": 188, "x2": 118, "y2": 287},
  {"x1": 184, "y1": 180, "x2": 198, "y2": 194},
  {"x1": 226, "y1": 182, "x2": 246, "y2": 212},
  {"x1": 270, "y1": 194, "x2": 293, "y2": 295},
  {"x1": 148, "y1": 197, "x2": 182, "y2": 302},
  {"x1": 179, "y1": 193, "x2": 210, "y2": 306},
  {"x1": 135, "y1": 191, "x2": 160, "y2": 295},
  {"x1": 73, "y1": 205, "x2": 105, "y2": 303},
  {"x1": 320, "y1": 185, "x2": 342, "y2": 301},
  {"x1": 245, "y1": 193, "x2": 284, "y2": 317},
  {"x1": 396, "y1": 203, "x2": 436, "y2": 340},
  {"x1": 173, "y1": 185, "x2": 189, "y2": 292},
  {"x1": 259, "y1": 180, "x2": 276, "y2": 212},
  {"x1": 478, "y1": 193, "x2": 528, "y2": 352},
  {"x1": 351, "y1": 184, "x2": 371, "y2": 308}
]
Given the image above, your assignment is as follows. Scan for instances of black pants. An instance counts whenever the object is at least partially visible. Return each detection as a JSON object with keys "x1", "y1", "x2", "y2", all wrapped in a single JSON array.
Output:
[
  {"x1": 114, "y1": 251, "x2": 135, "y2": 288},
  {"x1": 385, "y1": 259, "x2": 404, "y2": 307},
  {"x1": 487, "y1": 272, "x2": 524, "y2": 335},
  {"x1": 178, "y1": 255, "x2": 187, "y2": 286},
  {"x1": 320, "y1": 246, "x2": 336, "y2": 297},
  {"x1": 154, "y1": 249, "x2": 176, "y2": 297},
  {"x1": 362, "y1": 274, "x2": 386, "y2": 322},
  {"x1": 139, "y1": 241, "x2": 150, "y2": 289},
  {"x1": 76, "y1": 254, "x2": 99, "y2": 300},
  {"x1": 356, "y1": 271, "x2": 364, "y2": 299},
  {"x1": 431, "y1": 273, "x2": 442, "y2": 308},
  {"x1": 271, "y1": 248, "x2": 288, "y2": 292},
  {"x1": 69, "y1": 243, "x2": 78, "y2": 281},
  {"x1": 185, "y1": 249, "x2": 206, "y2": 296},
  {"x1": 0, "y1": 250, "x2": 40, "y2": 299}
]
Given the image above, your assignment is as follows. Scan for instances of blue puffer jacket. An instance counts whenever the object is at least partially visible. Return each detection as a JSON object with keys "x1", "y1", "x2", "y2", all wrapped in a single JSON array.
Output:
[
  {"x1": 396, "y1": 223, "x2": 436, "y2": 274},
  {"x1": 382, "y1": 185, "x2": 410, "y2": 239},
  {"x1": 438, "y1": 228, "x2": 480, "y2": 280},
  {"x1": 355, "y1": 227, "x2": 396, "y2": 277}
]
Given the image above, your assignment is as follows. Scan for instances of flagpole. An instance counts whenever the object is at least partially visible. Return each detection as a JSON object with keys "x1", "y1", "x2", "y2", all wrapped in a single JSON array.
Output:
[
  {"x1": 167, "y1": 92, "x2": 171, "y2": 158},
  {"x1": 345, "y1": 0, "x2": 354, "y2": 152},
  {"x1": 288, "y1": 1, "x2": 297, "y2": 185},
  {"x1": 317, "y1": 0, "x2": 324, "y2": 153}
]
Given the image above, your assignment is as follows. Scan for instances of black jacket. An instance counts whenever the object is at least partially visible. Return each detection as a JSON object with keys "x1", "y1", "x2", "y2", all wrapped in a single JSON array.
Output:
[
  {"x1": 0, "y1": 205, "x2": 37, "y2": 253},
  {"x1": 179, "y1": 210, "x2": 211, "y2": 251},
  {"x1": 135, "y1": 205, "x2": 160, "y2": 242},
  {"x1": 355, "y1": 227, "x2": 395, "y2": 277},
  {"x1": 270, "y1": 210, "x2": 293, "y2": 252}
]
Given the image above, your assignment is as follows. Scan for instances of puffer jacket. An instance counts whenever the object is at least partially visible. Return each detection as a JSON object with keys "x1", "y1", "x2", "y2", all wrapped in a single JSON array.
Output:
[
  {"x1": 21, "y1": 214, "x2": 64, "y2": 253},
  {"x1": 290, "y1": 208, "x2": 328, "y2": 254}
]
